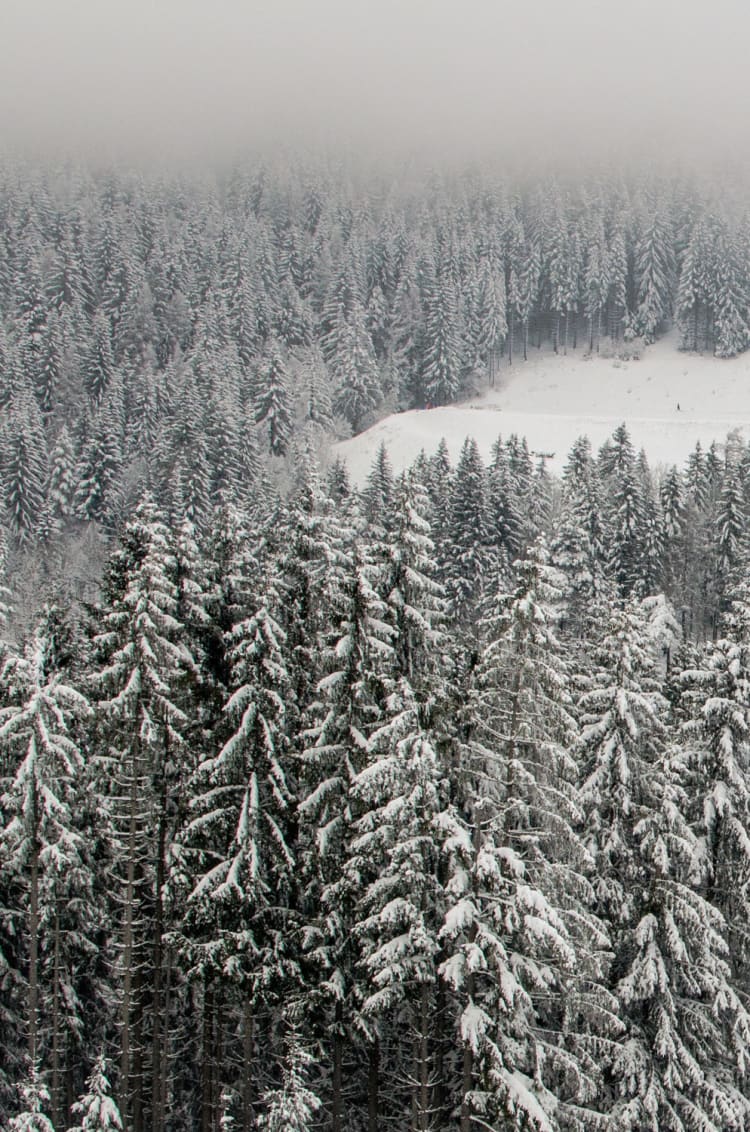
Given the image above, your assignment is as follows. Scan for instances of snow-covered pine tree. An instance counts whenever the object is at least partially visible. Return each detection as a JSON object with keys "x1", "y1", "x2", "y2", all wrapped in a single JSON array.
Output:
[
  {"x1": 0, "y1": 616, "x2": 91, "y2": 1078},
  {"x1": 47, "y1": 425, "x2": 77, "y2": 528},
  {"x1": 257, "y1": 1037, "x2": 321, "y2": 1132},
  {"x1": 350, "y1": 471, "x2": 449, "y2": 1125},
  {"x1": 442, "y1": 542, "x2": 609, "y2": 1131},
  {"x1": 485, "y1": 436, "x2": 520, "y2": 572},
  {"x1": 678, "y1": 584, "x2": 750, "y2": 1089},
  {"x1": 1, "y1": 388, "x2": 48, "y2": 547},
  {"x1": 7, "y1": 1064, "x2": 54, "y2": 1132},
  {"x1": 421, "y1": 254, "x2": 465, "y2": 406},
  {"x1": 361, "y1": 442, "x2": 395, "y2": 538},
  {"x1": 551, "y1": 435, "x2": 609, "y2": 640},
  {"x1": 712, "y1": 217, "x2": 750, "y2": 358},
  {"x1": 447, "y1": 437, "x2": 491, "y2": 624},
  {"x1": 67, "y1": 1055, "x2": 124, "y2": 1132},
  {"x1": 184, "y1": 571, "x2": 297, "y2": 1123},
  {"x1": 471, "y1": 254, "x2": 507, "y2": 385},
  {"x1": 632, "y1": 202, "x2": 675, "y2": 342},
  {"x1": 298, "y1": 546, "x2": 394, "y2": 1132},
  {"x1": 90, "y1": 497, "x2": 195, "y2": 1132},
  {"x1": 331, "y1": 301, "x2": 382, "y2": 433},
  {"x1": 580, "y1": 598, "x2": 750, "y2": 1130},
  {"x1": 254, "y1": 338, "x2": 293, "y2": 456}
]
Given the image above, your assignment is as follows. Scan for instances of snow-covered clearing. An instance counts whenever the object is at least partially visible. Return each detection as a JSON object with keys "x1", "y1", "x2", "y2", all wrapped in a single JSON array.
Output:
[{"x1": 333, "y1": 333, "x2": 750, "y2": 482}]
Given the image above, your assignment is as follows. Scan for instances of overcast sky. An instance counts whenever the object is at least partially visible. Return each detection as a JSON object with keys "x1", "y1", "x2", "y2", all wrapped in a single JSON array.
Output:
[{"x1": 1, "y1": 0, "x2": 749, "y2": 168}]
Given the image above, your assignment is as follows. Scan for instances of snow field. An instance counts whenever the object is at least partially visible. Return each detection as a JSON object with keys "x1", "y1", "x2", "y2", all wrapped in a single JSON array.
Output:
[{"x1": 333, "y1": 332, "x2": 750, "y2": 481}]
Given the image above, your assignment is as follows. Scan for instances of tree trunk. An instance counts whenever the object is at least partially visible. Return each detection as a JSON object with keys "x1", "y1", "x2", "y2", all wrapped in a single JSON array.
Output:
[
  {"x1": 412, "y1": 982, "x2": 431, "y2": 1131},
  {"x1": 201, "y1": 984, "x2": 215, "y2": 1132},
  {"x1": 461, "y1": 816, "x2": 482, "y2": 1132},
  {"x1": 121, "y1": 751, "x2": 142, "y2": 1132},
  {"x1": 159, "y1": 942, "x2": 172, "y2": 1128},
  {"x1": 213, "y1": 992, "x2": 225, "y2": 1132},
  {"x1": 367, "y1": 1037, "x2": 379, "y2": 1132},
  {"x1": 151, "y1": 801, "x2": 168, "y2": 1132},
  {"x1": 28, "y1": 842, "x2": 40, "y2": 1064},
  {"x1": 460, "y1": 1039, "x2": 473, "y2": 1132},
  {"x1": 132, "y1": 965, "x2": 144, "y2": 1132},
  {"x1": 51, "y1": 898, "x2": 63, "y2": 1129},
  {"x1": 242, "y1": 999, "x2": 254, "y2": 1132},
  {"x1": 332, "y1": 1001, "x2": 344, "y2": 1132},
  {"x1": 433, "y1": 975, "x2": 448, "y2": 1128}
]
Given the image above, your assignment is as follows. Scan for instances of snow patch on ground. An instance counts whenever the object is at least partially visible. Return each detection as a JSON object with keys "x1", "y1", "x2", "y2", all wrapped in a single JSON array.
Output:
[{"x1": 332, "y1": 333, "x2": 750, "y2": 483}]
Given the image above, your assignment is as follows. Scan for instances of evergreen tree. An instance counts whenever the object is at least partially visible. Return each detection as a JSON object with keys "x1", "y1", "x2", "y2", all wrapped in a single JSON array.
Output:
[
  {"x1": 2, "y1": 390, "x2": 48, "y2": 546},
  {"x1": 47, "y1": 425, "x2": 77, "y2": 527},
  {"x1": 67, "y1": 1055, "x2": 124, "y2": 1132},
  {"x1": 8, "y1": 1065, "x2": 54, "y2": 1132},
  {"x1": 580, "y1": 599, "x2": 749, "y2": 1130},
  {"x1": 298, "y1": 548, "x2": 393, "y2": 1132},
  {"x1": 421, "y1": 258, "x2": 464, "y2": 406},
  {"x1": 442, "y1": 543, "x2": 607, "y2": 1131},
  {"x1": 254, "y1": 339, "x2": 293, "y2": 457},
  {"x1": 632, "y1": 204, "x2": 675, "y2": 342},
  {"x1": 447, "y1": 437, "x2": 490, "y2": 622},
  {"x1": 0, "y1": 616, "x2": 91, "y2": 1073},
  {"x1": 90, "y1": 498, "x2": 195, "y2": 1132},
  {"x1": 331, "y1": 302, "x2": 381, "y2": 433},
  {"x1": 257, "y1": 1038, "x2": 321, "y2": 1132}
]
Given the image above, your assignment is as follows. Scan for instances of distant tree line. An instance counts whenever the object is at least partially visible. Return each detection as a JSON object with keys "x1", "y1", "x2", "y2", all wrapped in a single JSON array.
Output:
[{"x1": 2, "y1": 159, "x2": 750, "y2": 581}]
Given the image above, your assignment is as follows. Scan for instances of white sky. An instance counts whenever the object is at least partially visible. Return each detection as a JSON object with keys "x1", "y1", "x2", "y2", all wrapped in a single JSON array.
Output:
[{"x1": 1, "y1": 0, "x2": 749, "y2": 166}]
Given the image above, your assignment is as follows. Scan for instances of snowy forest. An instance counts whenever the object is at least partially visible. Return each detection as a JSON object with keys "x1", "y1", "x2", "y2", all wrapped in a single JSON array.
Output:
[
  {"x1": 3, "y1": 158, "x2": 750, "y2": 588},
  {"x1": 7, "y1": 159, "x2": 750, "y2": 1131}
]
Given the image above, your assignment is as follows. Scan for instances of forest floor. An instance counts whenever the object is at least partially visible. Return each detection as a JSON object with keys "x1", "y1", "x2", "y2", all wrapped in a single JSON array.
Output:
[{"x1": 333, "y1": 331, "x2": 750, "y2": 482}]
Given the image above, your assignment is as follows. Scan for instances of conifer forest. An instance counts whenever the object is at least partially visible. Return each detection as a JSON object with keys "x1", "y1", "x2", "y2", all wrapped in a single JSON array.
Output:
[{"x1": 7, "y1": 158, "x2": 750, "y2": 1132}]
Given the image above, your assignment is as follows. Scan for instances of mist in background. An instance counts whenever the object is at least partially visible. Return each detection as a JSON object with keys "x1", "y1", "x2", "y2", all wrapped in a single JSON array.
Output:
[{"x1": 1, "y1": 0, "x2": 749, "y2": 170}]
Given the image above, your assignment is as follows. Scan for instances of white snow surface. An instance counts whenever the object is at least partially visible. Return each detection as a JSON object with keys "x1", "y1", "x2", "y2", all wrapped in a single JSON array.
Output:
[{"x1": 332, "y1": 333, "x2": 750, "y2": 482}]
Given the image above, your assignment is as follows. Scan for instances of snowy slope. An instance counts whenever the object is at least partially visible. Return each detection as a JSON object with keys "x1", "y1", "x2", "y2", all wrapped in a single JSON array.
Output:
[{"x1": 332, "y1": 333, "x2": 750, "y2": 482}]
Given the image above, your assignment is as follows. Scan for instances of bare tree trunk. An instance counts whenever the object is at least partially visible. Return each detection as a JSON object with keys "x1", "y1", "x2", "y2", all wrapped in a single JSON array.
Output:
[
  {"x1": 28, "y1": 843, "x2": 40, "y2": 1064},
  {"x1": 459, "y1": 1039, "x2": 473, "y2": 1132},
  {"x1": 367, "y1": 1037, "x2": 379, "y2": 1132},
  {"x1": 201, "y1": 984, "x2": 215, "y2": 1132},
  {"x1": 213, "y1": 992, "x2": 224, "y2": 1132},
  {"x1": 460, "y1": 813, "x2": 483, "y2": 1132},
  {"x1": 51, "y1": 898, "x2": 63, "y2": 1129},
  {"x1": 151, "y1": 801, "x2": 168, "y2": 1132},
  {"x1": 332, "y1": 1001, "x2": 344, "y2": 1132},
  {"x1": 65, "y1": 1034, "x2": 76, "y2": 1122},
  {"x1": 242, "y1": 1000, "x2": 254, "y2": 1132},
  {"x1": 433, "y1": 976, "x2": 447, "y2": 1128},
  {"x1": 121, "y1": 750, "x2": 144, "y2": 1132},
  {"x1": 411, "y1": 983, "x2": 431, "y2": 1131},
  {"x1": 159, "y1": 943, "x2": 172, "y2": 1127},
  {"x1": 132, "y1": 966, "x2": 144, "y2": 1132}
]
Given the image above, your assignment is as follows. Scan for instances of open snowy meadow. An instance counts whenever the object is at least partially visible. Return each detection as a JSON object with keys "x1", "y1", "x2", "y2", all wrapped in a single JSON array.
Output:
[{"x1": 334, "y1": 331, "x2": 750, "y2": 480}]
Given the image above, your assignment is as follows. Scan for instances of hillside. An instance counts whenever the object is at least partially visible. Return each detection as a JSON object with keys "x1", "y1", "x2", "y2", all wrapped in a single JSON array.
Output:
[{"x1": 333, "y1": 331, "x2": 750, "y2": 480}]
